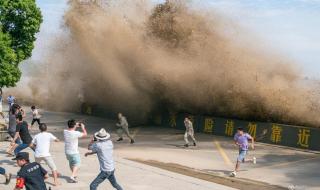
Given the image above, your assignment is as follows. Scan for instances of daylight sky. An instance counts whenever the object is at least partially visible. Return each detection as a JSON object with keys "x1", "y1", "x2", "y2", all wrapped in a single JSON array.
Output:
[{"x1": 33, "y1": 0, "x2": 320, "y2": 78}]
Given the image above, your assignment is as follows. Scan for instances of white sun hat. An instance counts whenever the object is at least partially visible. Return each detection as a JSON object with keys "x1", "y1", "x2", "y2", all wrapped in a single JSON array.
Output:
[{"x1": 94, "y1": 128, "x2": 111, "y2": 140}]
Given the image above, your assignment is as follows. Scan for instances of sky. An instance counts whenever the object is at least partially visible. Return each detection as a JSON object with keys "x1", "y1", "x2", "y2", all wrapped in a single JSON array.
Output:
[{"x1": 32, "y1": 0, "x2": 320, "y2": 78}]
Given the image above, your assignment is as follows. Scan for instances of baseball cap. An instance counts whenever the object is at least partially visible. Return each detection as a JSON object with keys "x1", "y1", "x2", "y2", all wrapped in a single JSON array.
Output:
[{"x1": 12, "y1": 152, "x2": 29, "y2": 161}]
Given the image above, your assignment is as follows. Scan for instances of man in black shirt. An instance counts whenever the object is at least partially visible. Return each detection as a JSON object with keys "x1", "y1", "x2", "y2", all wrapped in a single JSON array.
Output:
[
  {"x1": 13, "y1": 152, "x2": 48, "y2": 190},
  {"x1": 11, "y1": 114, "x2": 33, "y2": 155}
]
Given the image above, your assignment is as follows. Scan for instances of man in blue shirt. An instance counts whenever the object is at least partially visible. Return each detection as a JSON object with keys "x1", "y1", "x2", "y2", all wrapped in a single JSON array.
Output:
[
  {"x1": 7, "y1": 95, "x2": 15, "y2": 110},
  {"x1": 230, "y1": 127, "x2": 256, "y2": 177},
  {"x1": 85, "y1": 128, "x2": 123, "y2": 190}
]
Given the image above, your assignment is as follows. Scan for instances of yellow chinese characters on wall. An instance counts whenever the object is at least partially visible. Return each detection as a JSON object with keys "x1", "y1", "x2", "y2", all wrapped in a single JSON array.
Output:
[
  {"x1": 204, "y1": 118, "x2": 214, "y2": 133},
  {"x1": 271, "y1": 124, "x2": 282, "y2": 144},
  {"x1": 247, "y1": 122, "x2": 257, "y2": 139},
  {"x1": 297, "y1": 128, "x2": 310, "y2": 148},
  {"x1": 225, "y1": 120, "x2": 234, "y2": 136}
]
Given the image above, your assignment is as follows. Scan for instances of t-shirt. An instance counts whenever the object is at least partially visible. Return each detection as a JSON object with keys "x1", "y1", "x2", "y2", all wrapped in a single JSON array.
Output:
[
  {"x1": 184, "y1": 120, "x2": 193, "y2": 132},
  {"x1": 32, "y1": 109, "x2": 41, "y2": 119},
  {"x1": 16, "y1": 121, "x2": 32, "y2": 144},
  {"x1": 234, "y1": 133, "x2": 252, "y2": 151},
  {"x1": 16, "y1": 162, "x2": 47, "y2": 190},
  {"x1": 32, "y1": 132, "x2": 57, "y2": 157},
  {"x1": 64, "y1": 130, "x2": 83, "y2": 155},
  {"x1": 7, "y1": 96, "x2": 15, "y2": 104},
  {"x1": 89, "y1": 140, "x2": 115, "y2": 172}
]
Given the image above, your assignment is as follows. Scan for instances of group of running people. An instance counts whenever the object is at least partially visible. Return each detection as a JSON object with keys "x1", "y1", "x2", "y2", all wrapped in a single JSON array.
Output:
[{"x1": 0, "y1": 92, "x2": 255, "y2": 190}]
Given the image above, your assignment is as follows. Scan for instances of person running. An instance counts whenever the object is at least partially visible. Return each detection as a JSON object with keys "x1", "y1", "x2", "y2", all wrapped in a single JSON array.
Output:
[
  {"x1": 7, "y1": 95, "x2": 15, "y2": 110},
  {"x1": 6, "y1": 105, "x2": 24, "y2": 156},
  {"x1": 116, "y1": 113, "x2": 134, "y2": 144},
  {"x1": 0, "y1": 167, "x2": 11, "y2": 185},
  {"x1": 31, "y1": 123, "x2": 60, "y2": 186},
  {"x1": 184, "y1": 117, "x2": 197, "y2": 147},
  {"x1": 85, "y1": 128, "x2": 123, "y2": 190},
  {"x1": 64, "y1": 119, "x2": 87, "y2": 183},
  {"x1": 230, "y1": 127, "x2": 256, "y2": 177},
  {"x1": 13, "y1": 152, "x2": 48, "y2": 190},
  {"x1": 11, "y1": 114, "x2": 33, "y2": 155},
  {"x1": 31, "y1": 106, "x2": 41, "y2": 128}
]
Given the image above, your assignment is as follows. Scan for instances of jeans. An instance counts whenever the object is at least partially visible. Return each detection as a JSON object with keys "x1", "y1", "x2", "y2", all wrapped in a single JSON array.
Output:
[
  {"x1": 8, "y1": 131, "x2": 22, "y2": 144},
  {"x1": 90, "y1": 170, "x2": 123, "y2": 190},
  {"x1": 0, "y1": 167, "x2": 5, "y2": 175},
  {"x1": 14, "y1": 144, "x2": 30, "y2": 155}
]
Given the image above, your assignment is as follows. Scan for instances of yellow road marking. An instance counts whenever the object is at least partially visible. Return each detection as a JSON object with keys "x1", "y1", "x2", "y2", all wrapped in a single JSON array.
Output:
[{"x1": 214, "y1": 141, "x2": 233, "y2": 167}]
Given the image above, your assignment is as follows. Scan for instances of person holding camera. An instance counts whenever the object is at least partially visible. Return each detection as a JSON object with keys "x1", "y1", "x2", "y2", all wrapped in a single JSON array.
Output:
[
  {"x1": 63, "y1": 119, "x2": 87, "y2": 183},
  {"x1": 85, "y1": 128, "x2": 123, "y2": 190}
]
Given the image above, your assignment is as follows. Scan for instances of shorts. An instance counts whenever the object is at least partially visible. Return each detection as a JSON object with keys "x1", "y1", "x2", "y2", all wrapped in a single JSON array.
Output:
[
  {"x1": 35, "y1": 156, "x2": 57, "y2": 171},
  {"x1": 66, "y1": 153, "x2": 81, "y2": 168},
  {"x1": 237, "y1": 150, "x2": 247, "y2": 162}
]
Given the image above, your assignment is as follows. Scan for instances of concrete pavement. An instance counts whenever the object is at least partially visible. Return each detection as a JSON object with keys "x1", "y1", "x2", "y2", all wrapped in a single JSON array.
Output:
[{"x1": 0, "y1": 107, "x2": 319, "y2": 189}]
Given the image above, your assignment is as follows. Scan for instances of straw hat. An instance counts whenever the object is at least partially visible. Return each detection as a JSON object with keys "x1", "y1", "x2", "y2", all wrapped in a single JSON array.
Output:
[{"x1": 94, "y1": 128, "x2": 110, "y2": 140}]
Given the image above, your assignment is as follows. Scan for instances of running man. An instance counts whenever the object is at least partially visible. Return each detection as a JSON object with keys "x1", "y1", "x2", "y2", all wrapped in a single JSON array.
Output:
[
  {"x1": 31, "y1": 106, "x2": 41, "y2": 128},
  {"x1": 31, "y1": 123, "x2": 60, "y2": 186},
  {"x1": 64, "y1": 119, "x2": 87, "y2": 183},
  {"x1": 11, "y1": 114, "x2": 33, "y2": 155},
  {"x1": 116, "y1": 113, "x2": 134, "y2": 144},
  {"x1": 6, "y1": 105, "x2": 23, "y2": 156},
  {"x1": 184, "y1": 117, "x2": 197, "y2": 147},
  {"x1": 85, "y1": 128, "x2": 123, "y2": 190},
  {"x1": 230, "y1": 127, "x2": 256, "y2": 177}
]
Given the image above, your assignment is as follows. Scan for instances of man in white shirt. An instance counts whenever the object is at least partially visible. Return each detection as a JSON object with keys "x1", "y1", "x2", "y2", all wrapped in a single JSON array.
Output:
[
  {"x1": 31, "y1": 123, "x2": 60, "y2": 186},
  {"x1": 85, "y1": 128, "x2": 123, "y2": 190},
  {"x1": 64, "y1": 119, "x2": 87, "y2": 183}
]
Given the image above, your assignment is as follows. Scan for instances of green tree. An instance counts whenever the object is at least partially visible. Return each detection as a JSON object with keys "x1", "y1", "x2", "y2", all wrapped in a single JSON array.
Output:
[{"x1": 0, "y1": 0, "x2": 42, "y2": 88}]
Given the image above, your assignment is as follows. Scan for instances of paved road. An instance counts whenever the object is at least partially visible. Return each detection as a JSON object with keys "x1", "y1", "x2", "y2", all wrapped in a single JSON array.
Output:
[{"x1": 1, "y1": 107, "x2": 319, "y2": 189}]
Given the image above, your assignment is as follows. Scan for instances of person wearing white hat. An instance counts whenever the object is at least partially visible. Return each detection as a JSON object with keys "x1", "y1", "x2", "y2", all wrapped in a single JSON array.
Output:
[{"x1": 85, "y1": 128, "x2": 123, "y2": 190}]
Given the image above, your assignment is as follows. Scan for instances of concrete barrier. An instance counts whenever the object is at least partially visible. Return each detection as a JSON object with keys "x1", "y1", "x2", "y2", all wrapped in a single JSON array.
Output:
[
  {"x1": 151, "y1": 112, "x2": 320, "y2": 151},
  {"x1": 80, "y1": 104, "x2": 320, "y2": 151}
]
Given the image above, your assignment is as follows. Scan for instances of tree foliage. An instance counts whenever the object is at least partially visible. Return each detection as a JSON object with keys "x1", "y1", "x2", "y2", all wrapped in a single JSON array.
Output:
[{"x1": 0, "y1": 0, "x2": 42, "y2": 87}]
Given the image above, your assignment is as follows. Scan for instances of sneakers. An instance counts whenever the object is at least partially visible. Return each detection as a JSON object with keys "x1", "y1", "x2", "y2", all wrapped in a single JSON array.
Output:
[
  {"x1": 193, "y1": 142, "x2": 196, "y2": 146},
  {"x1": 117, "y1": 138, "x2": 123, "y2": 142},
  {"x1": 229, "y1": 171, "x2": 237, "y2": 177},
  {"x1": 69, "y1": 176, "x2": 78, "y2": 183},
  {"x1": 5, "y1": 173, "x2": 11, "y2": 185},
  {"x1": 253, "y1": 157, "x2": 257, "y2": 164},
  {"x1": 184, "y1": 144, "x2": 189, "y2": 147},
  {"x1": 130, "y1": 139, "x2": 135, "y2": 144}
]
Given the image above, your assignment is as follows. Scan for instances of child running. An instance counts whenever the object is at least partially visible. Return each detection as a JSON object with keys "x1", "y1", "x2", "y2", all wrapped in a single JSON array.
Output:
[{"x1": 230, "y1": 127, "x2": 256, "y2": 177}]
